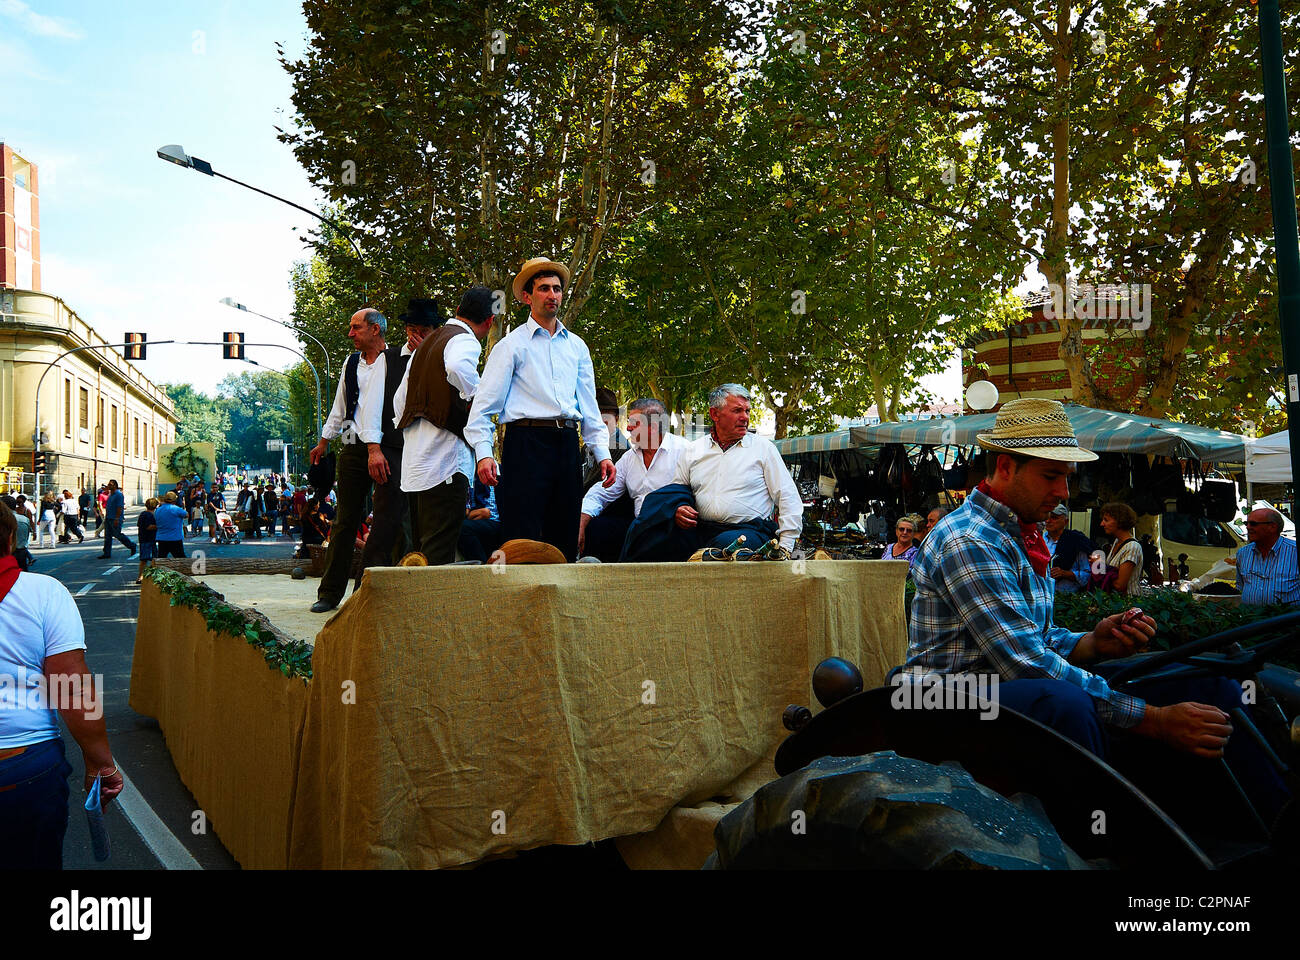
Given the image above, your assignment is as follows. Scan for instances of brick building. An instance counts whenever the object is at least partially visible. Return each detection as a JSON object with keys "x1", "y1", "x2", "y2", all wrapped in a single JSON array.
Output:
[{"x1": 961, "y1": 291, "x2": 1147, "y2": 407}]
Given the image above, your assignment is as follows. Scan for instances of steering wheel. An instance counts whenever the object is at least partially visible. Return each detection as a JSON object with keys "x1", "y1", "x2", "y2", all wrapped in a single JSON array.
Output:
[{"x1": 1105, "y1": 610, "x2": 1300, "y2": 689}]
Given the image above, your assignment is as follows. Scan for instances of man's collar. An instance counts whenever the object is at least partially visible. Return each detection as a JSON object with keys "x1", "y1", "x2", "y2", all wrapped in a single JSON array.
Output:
[
  {"x1": 526, "y1": 315, "x2": 567, "y2": 338},
  {"x1": 447, "y1": 318, "x2": 473, "y2": 334},
  {"x1": 709, "y1": 430, "x2": 750, "y2": 449},
  {"x1": 969, "y1": 485, "x2": 1021, "y2": 529}
]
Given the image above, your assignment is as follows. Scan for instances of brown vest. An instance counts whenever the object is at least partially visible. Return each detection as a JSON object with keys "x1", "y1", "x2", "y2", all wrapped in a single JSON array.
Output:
[{"x1": 396, "y1": 323, "x2": 475, "y2": 437}]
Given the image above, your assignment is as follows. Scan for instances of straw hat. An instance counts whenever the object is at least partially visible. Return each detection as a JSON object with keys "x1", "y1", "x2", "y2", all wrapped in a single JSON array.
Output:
[
  {"x1": 512, "y1": 257, "x2": 571, "y2": 305},
  {"x1": 976, "y1": 398, "x2": 1097, "y2": 462}
]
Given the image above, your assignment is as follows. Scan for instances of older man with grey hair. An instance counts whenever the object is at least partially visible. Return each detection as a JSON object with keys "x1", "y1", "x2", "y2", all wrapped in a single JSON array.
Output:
[
  {"x1": 669, "y1": 384, "x2": 802, "y2": 554},
  {"x1": 1234, "y1": 506, "x2": 1300, "y2": 606},
  {"x1": 307, "y1": 306, "x2": 418, "y2": 612},
  {"x1": 578, "y1": 397, "x2": 689, "y2": 561}
]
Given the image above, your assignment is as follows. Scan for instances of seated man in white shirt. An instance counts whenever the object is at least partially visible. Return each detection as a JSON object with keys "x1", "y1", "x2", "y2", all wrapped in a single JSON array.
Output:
[
  {"x1": 669, "y1": 383, "x2": 802, "y2": 557},
  {"x1": 578, "y1": 398, "x2": 688, "y2": 562}
]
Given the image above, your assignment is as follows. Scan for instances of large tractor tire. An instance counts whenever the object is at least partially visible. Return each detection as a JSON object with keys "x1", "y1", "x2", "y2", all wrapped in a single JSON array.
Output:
[{"x1": 705, "y1": 751, "x2": 1089, "y2": 869}]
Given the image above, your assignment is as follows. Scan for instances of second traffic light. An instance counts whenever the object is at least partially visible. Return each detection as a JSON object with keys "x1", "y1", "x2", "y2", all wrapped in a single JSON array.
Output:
[
  {"x1": 32, "y1": 450, "x2": 47, "y2": 472},
  {"x1": 223, "y1": 332, "x2": 245, "y2": 360},
  {"x1": 123, "y1": 332, "x2": 146, "y2": 360}
]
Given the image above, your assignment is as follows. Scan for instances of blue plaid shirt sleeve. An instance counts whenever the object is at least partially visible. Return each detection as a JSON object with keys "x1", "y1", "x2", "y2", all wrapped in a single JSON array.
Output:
[
  {"x1": 910, "y1": 497, "x2": 1147, "y2": 729},
  {"x1": 942, "y1": 535, "x2": 1144, "y2": 727}
]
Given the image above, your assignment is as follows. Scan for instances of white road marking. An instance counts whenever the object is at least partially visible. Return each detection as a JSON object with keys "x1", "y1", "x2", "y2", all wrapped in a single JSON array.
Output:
[
  {"x1": 114, "y1": 768, "x2": 203, "y2": 870},
  {"x1": 103, "y1": 565, "x2": 120, "y2": 575},
  {"x1": 75, "y1": 583, "x2": 94, "y2": 596}
]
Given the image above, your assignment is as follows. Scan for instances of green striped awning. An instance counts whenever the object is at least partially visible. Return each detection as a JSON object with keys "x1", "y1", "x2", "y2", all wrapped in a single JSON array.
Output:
[
  {"x1": 774, "y1": 429, "x2": 858, "y2": 456},
  {"x1": 850, "y1": 404, "x2": 1247, "y2": 462}
]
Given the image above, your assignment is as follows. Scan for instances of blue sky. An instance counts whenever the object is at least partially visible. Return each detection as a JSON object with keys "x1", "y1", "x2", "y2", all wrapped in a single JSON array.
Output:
[{"x1": 1, "y1": 1, "x2": 323, "y2": 395}]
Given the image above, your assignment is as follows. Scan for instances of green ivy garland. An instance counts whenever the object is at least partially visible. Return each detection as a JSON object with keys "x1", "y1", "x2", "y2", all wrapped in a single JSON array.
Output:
[
  {"x1": 162, "y1": 442, "x2": 211, "y2": 481},
  {"x1": 142, "y1": 566, "x2": 313, "y2": 680}
]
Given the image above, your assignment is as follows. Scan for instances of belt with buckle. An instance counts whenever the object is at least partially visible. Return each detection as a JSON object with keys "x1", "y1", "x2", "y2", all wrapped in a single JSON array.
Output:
[{"x1": 511, "y1": 418, "x2": 579, "y2": 430}]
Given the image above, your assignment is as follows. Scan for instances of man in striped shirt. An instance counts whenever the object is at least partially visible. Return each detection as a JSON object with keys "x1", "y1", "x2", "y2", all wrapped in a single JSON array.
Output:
[{"x1": 1234, "y1": 508, "x2": 1300, "y2": 606}]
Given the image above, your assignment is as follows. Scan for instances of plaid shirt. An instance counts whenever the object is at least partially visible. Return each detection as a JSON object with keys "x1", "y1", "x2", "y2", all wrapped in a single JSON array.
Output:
[{"x1": 907, "y1": 486, "x2": 1145, "y2": 728}]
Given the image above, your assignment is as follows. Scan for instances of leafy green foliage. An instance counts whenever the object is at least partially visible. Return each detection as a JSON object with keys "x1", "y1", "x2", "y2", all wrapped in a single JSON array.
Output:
[{"x1": 143, "y1": 567, "x2": 314, "y2": 681}]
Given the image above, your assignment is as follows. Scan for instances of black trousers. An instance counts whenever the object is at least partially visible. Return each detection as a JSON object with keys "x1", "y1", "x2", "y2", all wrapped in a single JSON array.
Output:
[
  {"x1": 459, "y1": 517, "x2": 503, "y2": 562},
  {"x1": 318, "y1": 442, "x2": 406, "y2": 602},
  {"x1": 496, "y1": 425, "x2": 583, "y2": 562},
  {"x1": 408, "y1": 474, "x2": 469, "y2": 565},
  {"x1": 584, "y1": 510, "x2": 632, "y2": 563}
]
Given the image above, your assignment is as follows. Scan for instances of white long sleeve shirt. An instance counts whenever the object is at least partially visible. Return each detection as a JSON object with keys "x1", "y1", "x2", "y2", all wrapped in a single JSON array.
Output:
[
  {"x1": 462, "y1": 316, "x2": 611, "y2": 466},
  {"x1": 672, "y1": 432, "x2": 804, "y2": 549},
  {"x1": 391, "y1": 321, "x2": 483, "y2": 493},
  {"x1": 581, "y1": 432, "x2": 689, "y2": 519},
  {"x1": 321, "y1": 343, "x2": 412, "y2": 444}
]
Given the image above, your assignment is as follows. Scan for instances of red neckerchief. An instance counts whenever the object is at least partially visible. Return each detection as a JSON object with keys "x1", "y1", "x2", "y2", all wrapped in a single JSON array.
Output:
[
  {"x1": 977, "y1": 480, "x2": 1051, "y2": 577},
  {"x1": 0, "y1": 555, "x2": 20, "y2": 604}
]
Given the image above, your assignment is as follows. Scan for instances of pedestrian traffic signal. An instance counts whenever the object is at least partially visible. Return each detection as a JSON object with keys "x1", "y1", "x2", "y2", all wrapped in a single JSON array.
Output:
[
  {"x1": 223, "y1": 332, "x2": 245, "y2": 360},
  {"x1": 123, "y1": 332, "x2": 147, "y2": 360},
  {"x1": 32, "y1": 450, "x2": 47, "y2": 473}
]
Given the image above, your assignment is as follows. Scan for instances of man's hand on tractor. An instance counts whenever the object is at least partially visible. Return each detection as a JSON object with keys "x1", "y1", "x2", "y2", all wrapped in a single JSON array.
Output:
[{"x1": 1134, "y1": 702, "x2": 1233, "y2": 759}]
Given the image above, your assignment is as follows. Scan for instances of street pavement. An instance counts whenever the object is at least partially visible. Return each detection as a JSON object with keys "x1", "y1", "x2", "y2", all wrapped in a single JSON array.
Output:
[{"x1": 39, "y1": 500, "x2": 306, "y2": 870}]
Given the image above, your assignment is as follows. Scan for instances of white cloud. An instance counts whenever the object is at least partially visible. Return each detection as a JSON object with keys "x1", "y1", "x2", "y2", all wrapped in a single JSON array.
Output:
[{"x1": 0, "y1": 0, "x2": 83, "y2": 40}]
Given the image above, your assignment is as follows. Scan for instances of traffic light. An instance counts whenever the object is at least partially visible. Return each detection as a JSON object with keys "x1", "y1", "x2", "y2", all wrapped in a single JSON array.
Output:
[
  {"x1": 223, "y1": 332, "x2": 245, "y2": 360},
  {"x1": 124, "y1": 332, "x2": 147, "y2": 360},
  {"x1": 32, "y1": 450, "x2": 47, "y2": 473}
]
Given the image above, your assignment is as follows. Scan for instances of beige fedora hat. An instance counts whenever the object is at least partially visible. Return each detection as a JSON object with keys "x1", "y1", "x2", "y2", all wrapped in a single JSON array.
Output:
[
  {"x1": 976, "y1": 398, "x2": 1097, "y2": 462},
  {"x1": 512, "y1": 256, "x2": 572, "y2": 305}
]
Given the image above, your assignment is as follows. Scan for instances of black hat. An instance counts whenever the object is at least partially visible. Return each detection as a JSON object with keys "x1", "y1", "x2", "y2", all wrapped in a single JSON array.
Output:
[
  {"x1": 307, "y1": 452, "x2": 336, "y2": 500},
  {"x1": 456, "y1": 286, "x2": 496, "y2": 325},
  {"x1": 398, "y1": 298, "x2": 444, "y2": 328}
]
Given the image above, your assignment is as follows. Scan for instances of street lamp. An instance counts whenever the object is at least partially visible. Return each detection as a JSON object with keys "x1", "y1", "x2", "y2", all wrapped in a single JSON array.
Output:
[
  {"x1": 156, "y1": 144, "x2": 372, "y2": 297},
  {"x1": 219, "y1": 297, "x2": 333, "y2": 379}
]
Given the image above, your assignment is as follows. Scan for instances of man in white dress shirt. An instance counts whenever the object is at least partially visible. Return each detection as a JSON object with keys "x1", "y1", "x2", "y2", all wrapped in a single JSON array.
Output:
[
  {"x1": 306, "y1": 306, "x2": 426, "y2": 611},
  {"x1": 578, "y1": 398, "x2": 687, "y2": 561},
  {"x1": 391, "y1": 287, "x2": 495, "y2": 564},
  {"x1": 672, "y1": 384, "x2": 803, "y2": 554},
  {"x1": 464, "y1": 257, "x2": 615, "y2": 561}
]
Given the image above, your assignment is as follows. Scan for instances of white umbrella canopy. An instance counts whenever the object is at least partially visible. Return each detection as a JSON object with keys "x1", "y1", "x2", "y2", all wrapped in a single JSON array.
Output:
[{"x1": 1245, "y1": 431, "x2": 1291, "y2": 483}]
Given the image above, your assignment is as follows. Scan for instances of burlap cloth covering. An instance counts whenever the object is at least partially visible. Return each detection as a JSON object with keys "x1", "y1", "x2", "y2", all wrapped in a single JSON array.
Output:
[
  {"x1": 129, "y1": 581, "x2": 309, "y2": 870},
  {"x1": 287, "y1": 560, "x2": 907, "y2": 868}
]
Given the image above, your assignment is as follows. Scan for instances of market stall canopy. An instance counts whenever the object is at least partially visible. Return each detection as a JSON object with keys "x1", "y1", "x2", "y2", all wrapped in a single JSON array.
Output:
[
  {"x1": 851, "y1": 404, "x2": 1248, "y2": 462},
  {"x1": 774, "y1": 428, "x2": 859, "y2": 456},
  {"x1": 1246, "y1": 431, "x2": 1290, "y2": 483}
]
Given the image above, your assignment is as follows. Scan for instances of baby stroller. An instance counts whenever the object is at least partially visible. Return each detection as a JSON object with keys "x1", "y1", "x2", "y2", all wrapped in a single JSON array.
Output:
[{"x1": 213, "y1": 510, "x2": 241, "y2": 544}]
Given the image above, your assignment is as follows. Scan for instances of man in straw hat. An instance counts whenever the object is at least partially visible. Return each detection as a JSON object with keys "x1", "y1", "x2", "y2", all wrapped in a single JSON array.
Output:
[
  {"x1": 904, "y1": 398, "x2": 1290, "y2": 822},
  {"x1": 464, "y1": 257, "x2": 614, "y2": 562}
]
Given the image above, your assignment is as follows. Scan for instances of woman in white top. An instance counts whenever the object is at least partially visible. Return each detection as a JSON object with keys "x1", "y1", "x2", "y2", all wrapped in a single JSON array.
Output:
[
  {"x1": 0, "y1": 501, "x2": 122, "y2": 868},
  {"x1": 1100, "y1": 501, "x2": 1145, "y2": 596},
  {"x1": 36, "y1": 494, "x2": 59, "y2": 549}
]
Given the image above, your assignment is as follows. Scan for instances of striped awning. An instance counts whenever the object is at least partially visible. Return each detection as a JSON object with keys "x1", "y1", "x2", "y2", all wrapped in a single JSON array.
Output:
[
  {"x1": 774, "y1": 429, "x2": 859, "y2": 455},
  {"x1": 850, "y1": 404, "x2": 1247, "y2": 462}
]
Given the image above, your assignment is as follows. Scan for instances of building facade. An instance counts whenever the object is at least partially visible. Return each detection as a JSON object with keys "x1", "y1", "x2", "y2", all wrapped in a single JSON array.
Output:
[
  {"x1": 1, "y1": 143, "x2": 40, "y2": 291},
  {"x1": 0, "y1": 288, "x2": 177, "y2": 504},
  {"x1": 962, "y1": 292, "x2": 1147, "y2": 406}
]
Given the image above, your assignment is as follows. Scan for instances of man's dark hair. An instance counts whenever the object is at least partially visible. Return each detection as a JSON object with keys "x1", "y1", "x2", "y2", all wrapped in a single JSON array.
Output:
[
  {"x1": 0, "y1": 501, "x2": 15, "y2": 558},
  {"x1": 985, "y1": 449, "x2": 1032, "y2": 476},
  {"x1": 0, "y1": 495, "x2": 16, "y2": 509},
  {"x1": 523, "y1": 270, "x2": 565, "y2": 295}
]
